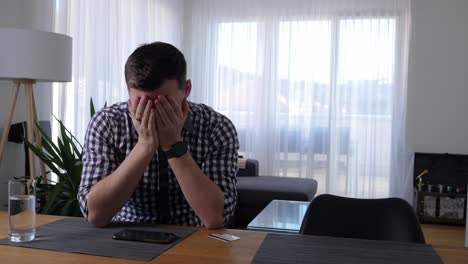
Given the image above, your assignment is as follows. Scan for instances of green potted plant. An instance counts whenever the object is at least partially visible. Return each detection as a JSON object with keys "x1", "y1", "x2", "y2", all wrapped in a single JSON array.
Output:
[{"x1": 26, "y1": 99, "x2": 105, "y2": 216}]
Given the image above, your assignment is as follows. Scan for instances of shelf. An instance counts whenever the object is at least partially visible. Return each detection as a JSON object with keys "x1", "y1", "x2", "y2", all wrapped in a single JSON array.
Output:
[{"x1": 414, "y1": 190, "x2": 467, "y2": 226}]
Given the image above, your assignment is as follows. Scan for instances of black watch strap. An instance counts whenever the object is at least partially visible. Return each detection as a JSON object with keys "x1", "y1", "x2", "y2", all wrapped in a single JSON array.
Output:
[{"x1": 165, "y1": 141, "x2": 188, "y2": 159}]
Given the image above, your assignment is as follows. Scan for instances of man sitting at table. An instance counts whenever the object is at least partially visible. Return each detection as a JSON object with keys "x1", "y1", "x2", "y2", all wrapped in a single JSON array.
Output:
[{"x1": 77, "y1": 42, "x2": 239, "y2": 229}]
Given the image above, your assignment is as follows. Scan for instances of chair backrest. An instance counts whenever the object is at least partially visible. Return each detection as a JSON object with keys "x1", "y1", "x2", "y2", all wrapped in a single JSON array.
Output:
[{"x1": 299, "y1": 194, "x2": 426, "y2": 243}]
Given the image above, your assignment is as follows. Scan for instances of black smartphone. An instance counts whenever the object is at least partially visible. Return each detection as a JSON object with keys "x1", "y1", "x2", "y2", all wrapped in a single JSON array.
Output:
[{"x1": 112, "y1": 229, "x2": 176, "y2": 244}]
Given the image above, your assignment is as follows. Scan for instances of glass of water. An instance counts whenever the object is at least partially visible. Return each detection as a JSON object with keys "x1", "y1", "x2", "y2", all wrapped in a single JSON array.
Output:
[{"x1": 8, "y1": 179, "x2": 36, "y2": 242}]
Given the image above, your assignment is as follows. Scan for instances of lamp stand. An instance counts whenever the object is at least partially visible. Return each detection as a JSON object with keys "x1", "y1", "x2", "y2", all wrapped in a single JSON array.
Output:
[{"x1": 0, "y1": 79, "x2": 47, "y2": 181}]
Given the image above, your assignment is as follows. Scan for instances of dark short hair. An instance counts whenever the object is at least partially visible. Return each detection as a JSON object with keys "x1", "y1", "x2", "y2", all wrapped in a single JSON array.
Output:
[{"x1": 124, "y1": 42, "x2": 186, "y2": 91}]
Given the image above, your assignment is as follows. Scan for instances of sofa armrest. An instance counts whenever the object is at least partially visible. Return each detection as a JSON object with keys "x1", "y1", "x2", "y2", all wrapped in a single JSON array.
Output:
[{"x1": 237, "y1": 158, "x2": 259, "y2": 177}]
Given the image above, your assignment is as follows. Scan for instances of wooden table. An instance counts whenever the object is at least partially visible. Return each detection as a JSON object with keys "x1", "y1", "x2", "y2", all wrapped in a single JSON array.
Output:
[
  {"x1": 0, "y1": 212, "x2": 266, "y2": 264},
  {"x1": 1, "y1": 211, "x2": 467, "y2": 263}
]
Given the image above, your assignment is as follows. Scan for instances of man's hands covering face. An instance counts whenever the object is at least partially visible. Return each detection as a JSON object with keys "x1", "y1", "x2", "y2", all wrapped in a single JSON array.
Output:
[{"x1": 129, "y1": 95, "x2": 189, "y2": 153}]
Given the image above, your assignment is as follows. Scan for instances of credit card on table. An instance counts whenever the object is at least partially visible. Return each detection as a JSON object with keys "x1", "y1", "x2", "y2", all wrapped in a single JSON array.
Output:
[{"x1": 209, "y1": 233, "x2": 240, "y2": 242}]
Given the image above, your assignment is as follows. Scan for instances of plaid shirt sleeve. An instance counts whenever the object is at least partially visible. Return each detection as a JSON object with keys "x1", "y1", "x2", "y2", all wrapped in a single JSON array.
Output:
[
  {"x1": 201, "y1": 115, "x2": 239, "y2": 225},
  {"x1": 78, "y1": 110, "x2": 119, "y2": 218}
]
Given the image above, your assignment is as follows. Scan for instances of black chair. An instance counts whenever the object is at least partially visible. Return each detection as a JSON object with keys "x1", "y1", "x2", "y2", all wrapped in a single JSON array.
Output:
[{"x1": 299, "y1": 194, "x2": 426, "y2": 243}]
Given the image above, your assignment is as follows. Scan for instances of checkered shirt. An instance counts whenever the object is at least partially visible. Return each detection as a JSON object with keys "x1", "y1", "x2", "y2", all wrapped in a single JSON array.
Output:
[{"x1": 78, "y1": 101, "x2": 239, "y2": 227}]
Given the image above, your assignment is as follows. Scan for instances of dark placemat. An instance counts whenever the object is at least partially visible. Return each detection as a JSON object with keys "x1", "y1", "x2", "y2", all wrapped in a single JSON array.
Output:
[
  {"x1": 0, "y1": 218, "x2": 195, "y2": 261},
  {"x1": 252, "y1": 233, "x2": 443, "y2": 264}
]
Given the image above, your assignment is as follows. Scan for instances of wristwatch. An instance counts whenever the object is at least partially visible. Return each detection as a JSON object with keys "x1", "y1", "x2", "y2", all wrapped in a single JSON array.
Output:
[{"x1": 164, "y1": 141, "x2": 188, "y2": 159}]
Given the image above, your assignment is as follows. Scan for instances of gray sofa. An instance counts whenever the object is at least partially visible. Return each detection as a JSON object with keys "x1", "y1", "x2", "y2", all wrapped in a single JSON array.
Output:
[{"x1": 232, "y1": 159, "x2": 318, "y2": 228}]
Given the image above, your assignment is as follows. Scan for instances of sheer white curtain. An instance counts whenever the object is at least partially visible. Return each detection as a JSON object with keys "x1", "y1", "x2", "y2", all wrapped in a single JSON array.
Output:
[
  {"x1": 188, "y1": 0, "x2": 412, "y2": 200},
  {"x1": 53, "y1": 0, "x2": 185, "y2": 144}
]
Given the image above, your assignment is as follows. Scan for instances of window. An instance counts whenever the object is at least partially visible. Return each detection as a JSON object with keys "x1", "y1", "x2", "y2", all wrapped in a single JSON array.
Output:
[
  {"x1": 212, "y1": 15, "x2": 401, "y2": 197},
  {"x1": 216, "y1": 22, "x2": 261, "y2": 126}
]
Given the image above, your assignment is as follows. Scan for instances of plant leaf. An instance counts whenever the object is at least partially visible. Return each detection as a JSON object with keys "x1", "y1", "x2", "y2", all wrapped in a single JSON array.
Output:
[
  {"x1": 70, "y1": 160, "x2": 83, "y2": 190},
  {"x1": 56, "y1": 137, "x2": 71, "y2": 166},
  {"x1": 24, "y1": 141, "x2": 63, "y2": 177},
  {"x1": 26, "y1": 122, "x2": 65, "y2": 169},
  {"x1": 59, "y1": 200, "x2": 74, "y2": 215},
  {"x1": 59, "y1": 123, "x2": 73, "y2": 161},
  {"x1": 34, "y1": 121, "x2": 61, "y2": 156},
  {"x1": 39, "y1": 138, "x2": 65, "y2": 168},
  {"x1": 67, "y1": 199, "x2": 82, "y2": 217},
  {"x1": 40, "y1": 182, "x2": 63, "y2": 214},
  {"x1": 53, "y1": 115, "x2": 84, "y2": 150},
  {"x1": 48, "y1": 200, "x2": 65, "y2": 215},
  {"x1": 90, "y1": 97, "x2": 96, "y2": 117}
]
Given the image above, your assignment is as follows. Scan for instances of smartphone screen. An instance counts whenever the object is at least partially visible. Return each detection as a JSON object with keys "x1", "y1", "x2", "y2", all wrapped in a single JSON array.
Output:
[{"x1": 112, "y1": 229, "x2": 176, "y2": 244}]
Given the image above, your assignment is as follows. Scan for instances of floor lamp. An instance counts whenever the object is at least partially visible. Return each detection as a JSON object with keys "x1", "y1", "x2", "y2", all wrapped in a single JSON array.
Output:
[{"x1": 0, "y1": 28, "x2": 72, "y2": 181}]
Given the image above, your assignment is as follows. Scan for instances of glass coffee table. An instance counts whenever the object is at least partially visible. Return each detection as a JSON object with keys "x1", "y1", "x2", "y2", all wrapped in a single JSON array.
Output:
[{"x1": 247, "y1": 200, "x2": 310, "y2": 233}]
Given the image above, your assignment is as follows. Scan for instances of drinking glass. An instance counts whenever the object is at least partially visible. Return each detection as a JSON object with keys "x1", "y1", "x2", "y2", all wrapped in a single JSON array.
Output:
[{"x1": 8, "y1": 179, "x2": 36, "y2": 242}]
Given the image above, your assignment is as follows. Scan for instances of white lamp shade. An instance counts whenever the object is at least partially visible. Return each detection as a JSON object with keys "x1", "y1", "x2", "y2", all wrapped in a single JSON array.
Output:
[{"x1": 0, "y1": 28, "x2": 72, "y2": 82}]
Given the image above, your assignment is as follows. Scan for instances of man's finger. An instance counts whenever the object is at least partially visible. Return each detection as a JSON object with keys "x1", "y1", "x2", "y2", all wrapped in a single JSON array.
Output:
[
  {"x1": 158, "y1": 96, "x2": 175, "y2": 116},
  {"x1": 135, "y1": 96, "x2": 148, "y2": 120},
  {"x1": 158, "y1": 96, "x2": 180, "y2": 122},
  {"x1": 155, "y1": 109, "x2": 164, "y2": 130},
  {"x1": 165, "y1": 96, "x2": 183, "y2": 119},
  {"x1": 141, "y1": 100, "x2": 152, "y2": 129},
  {"x1": 131, "y1": 116, "x2": 141, "y2": 127},
  {"x1": 129, "y1": 99, "x2": 141, "y2": 126},
  {"x1": 155, "y1": 100, "x2": 171, "y2": 126},
  {"x1": 129, "y1": 96, "x2": 139, "y2": 115},
  {"x1": 149, "y1": 108, "x2": 156, "y2": 132},
  {"x1": 150, "y1": 109, "x2": 158, "y2": 145}
]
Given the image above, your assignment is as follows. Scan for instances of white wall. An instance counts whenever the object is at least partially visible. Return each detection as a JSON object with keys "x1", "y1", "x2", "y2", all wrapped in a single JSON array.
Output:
[
  {"x1": 0, "y1": 0, "x2": 55, "y2": 209},
  {"x1": 407, "y1": 0, "x2": 468, "y2": 155}
]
